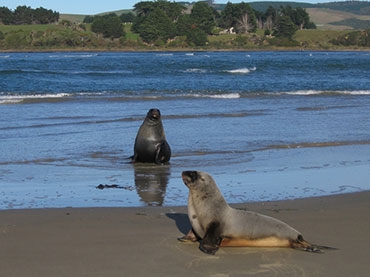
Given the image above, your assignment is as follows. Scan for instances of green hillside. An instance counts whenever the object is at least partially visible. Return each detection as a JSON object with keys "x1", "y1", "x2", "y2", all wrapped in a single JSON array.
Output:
[
  {"x1": 59, "y1": 14, "x2": 86, "y2": 23},
  {"x1": 307, "y1": 7, "x2": 370, "y2": 30},
  {"x1": 1, "y1": 1, "x2": 370, "y2": 51},
  {"x1": 249, "y1": 1, "x2": 314, "y2": 12},
  {"x1": 316, "y1": 1, "x2": 370, "y2": 15}
]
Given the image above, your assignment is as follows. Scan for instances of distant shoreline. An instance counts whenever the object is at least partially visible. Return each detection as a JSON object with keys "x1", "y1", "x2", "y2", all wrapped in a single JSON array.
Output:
[{"x1": 2, "y1": 47, "x2": 370, "y2": 53}]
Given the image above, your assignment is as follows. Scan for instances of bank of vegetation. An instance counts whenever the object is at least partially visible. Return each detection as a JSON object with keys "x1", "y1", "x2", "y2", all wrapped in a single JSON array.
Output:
[{"x1": 1, "y1": 1, "x2": 370, "y2": 51}]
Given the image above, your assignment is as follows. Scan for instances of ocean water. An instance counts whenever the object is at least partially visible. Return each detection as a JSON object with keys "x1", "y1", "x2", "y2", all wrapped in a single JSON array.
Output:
[{"x1": 1, "y1": 51, "x2": 370, "y2": 209}]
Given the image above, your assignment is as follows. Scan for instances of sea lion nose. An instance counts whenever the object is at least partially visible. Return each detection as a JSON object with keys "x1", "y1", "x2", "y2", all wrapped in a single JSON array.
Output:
[{"x1": 148, "y1": 108, "x2": 160, "y2": 120}]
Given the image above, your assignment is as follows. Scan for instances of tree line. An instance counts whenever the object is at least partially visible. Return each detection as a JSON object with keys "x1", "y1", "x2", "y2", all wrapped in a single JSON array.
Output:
[
  {"x1": 85, "y1": 13, "x2": 126, "y2": 39},
  {"x1": 81, "y1": 1, "x2": 315, "y2": 46},
  {"x1": 0, "y1": 5, "x2": 59, "y2": 25},
  {"x1": 130, "y1": 1, "x2": 316, "y2": 45}
]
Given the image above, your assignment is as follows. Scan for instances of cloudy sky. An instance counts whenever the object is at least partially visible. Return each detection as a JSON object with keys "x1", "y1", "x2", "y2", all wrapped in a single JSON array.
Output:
[{"x1": 2, "y1": 0, "x2": 332, "y2": 15}]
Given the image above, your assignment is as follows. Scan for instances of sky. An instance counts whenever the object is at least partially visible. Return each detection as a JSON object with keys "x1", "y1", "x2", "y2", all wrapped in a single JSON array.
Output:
[{"x1": 2, "y1": 0, "x2": 333, "y2": 15}]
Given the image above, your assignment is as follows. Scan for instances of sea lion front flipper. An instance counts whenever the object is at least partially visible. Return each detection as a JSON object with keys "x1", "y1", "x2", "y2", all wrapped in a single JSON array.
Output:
[
  {"x1": 200, "y1": 221, "x2": 222, "y2": 255},
  {"x1": 178, "y1": 229, "x2": 198, "y2": 243},
  {"x1": 155, "y1": 141, "x2": 171, "y2": 164}
]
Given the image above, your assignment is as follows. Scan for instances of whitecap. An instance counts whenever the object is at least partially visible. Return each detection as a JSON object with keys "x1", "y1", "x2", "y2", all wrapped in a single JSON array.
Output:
[
  {"x1": 48, "y1": 54, "x2": 97, "y2": 59},
  {"x1": 285, "y1": 90, "x2": 370, "y2": 96},
  {"x1": 342, "y1": 90, "x2": 370, "y2": 95},
  {"x1": 185, "y1": 68, "x2": 207, "y2": 73},
  {"x1": 226, "y1": 67, "x2": 254, "y2": 74},
  {"x1": 0, "y1": 93, "x2": 70, "y2": 104},
  {"x1": 156, "y1": 53, "x2": 173, "y2": 57},
  {"x1": 285, "y1": 90, "x2": 321, "y2": 96},
  {"x1": 208, "y1": 93, "x2": 240, "y2": 99},
  {"x1": 185, "y1": 93, "x2": 240, "y2": 99}
]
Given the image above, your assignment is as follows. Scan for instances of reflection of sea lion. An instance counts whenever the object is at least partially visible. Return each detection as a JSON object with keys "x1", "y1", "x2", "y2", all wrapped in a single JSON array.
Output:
[
  {"x1": 134, "y1": 164, "x2": 170, "y2": 206},
  {"x1": 132, "y1": 108, "x2": 171, "y2": 164},
  {"x1": 180, "y1": 171, "x2": 335, "y2": 255}
]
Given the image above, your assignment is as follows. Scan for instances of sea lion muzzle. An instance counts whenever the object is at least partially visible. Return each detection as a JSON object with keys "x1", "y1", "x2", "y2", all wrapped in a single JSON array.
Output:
[{"x1": 182, "y1": 171, "x2": 199, "y2": 183}]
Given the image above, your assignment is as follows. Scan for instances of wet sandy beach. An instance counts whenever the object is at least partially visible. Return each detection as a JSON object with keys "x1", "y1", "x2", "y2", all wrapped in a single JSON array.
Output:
[{"x1": 1, "y1": 191, "x2": 369, "y2": 276}]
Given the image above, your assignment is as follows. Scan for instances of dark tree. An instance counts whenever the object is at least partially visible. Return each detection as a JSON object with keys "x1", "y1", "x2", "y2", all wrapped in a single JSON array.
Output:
[
  {"x1": 136, "y1": 8, "x2": 175, "y2": 44},
  {"x1": 132, "y1": 1, "x2": 183, "y2": 44},
  {"x1": 0, "y1": 5, "x2": 58, "y2": 25},
  {"x1": 120, "y1": 12, "x2": 135, "y2": 23},
  {"x1": 91, "y1": 14, "x2": 125, "y2": 39},
  {"x1": 219, "y1": 2, "x2": 257, "y2": 34},
  {"x1": 190, "y1": 1, "x2": 217, "y2": 35},
  {"x1": 33, "y1": 7, "x2": 59, "y2": 24},
  {"x1": 13, "y1": 5, "x2": 33, "y2": 24},
  {"x1": 265, "y1": 5, "x2": 278, "y2": 26},
  {"x1": 0, "y1": 6, "x2": 13, "y2": 24},
  {"x1": 83, "y1": 15, "x2": 94, "y2": 24},
  {"x1": 280, "y1": 5, "x2": 316, "y2": 30},
  {"x1": 273, "y1": 15, "x2": 297, "y2": 39},
  {"x1": 176, "y1": 14, "x2": 208, "y2": 46}
]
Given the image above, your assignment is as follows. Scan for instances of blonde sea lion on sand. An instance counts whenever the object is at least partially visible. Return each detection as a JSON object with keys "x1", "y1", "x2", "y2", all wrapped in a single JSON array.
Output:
[
  {"x1": 131, "y1": 108, "x2": 171, "y2": 164},
  {"x1": 180, "y1": 170, "x2": 335, "y2": 255}
]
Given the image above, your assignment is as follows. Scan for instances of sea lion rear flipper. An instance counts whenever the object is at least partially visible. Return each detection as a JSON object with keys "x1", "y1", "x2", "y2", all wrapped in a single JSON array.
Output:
[
  {"x1": 200, "y1": 221, "x2": 222, "y2": 255},
  {"x1": 129, "y1": 154, "x2": 136, "y2": 163},
  {"x1": 291, "y1": 235, "x2": 337, "y2": 253}
]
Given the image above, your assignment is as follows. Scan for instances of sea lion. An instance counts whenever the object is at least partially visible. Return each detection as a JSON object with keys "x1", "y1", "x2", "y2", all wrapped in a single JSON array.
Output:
[
  {"x1": 132, "y1": 108, "x2": 171, "y2": 164},
  {"x1": 180, "y1": 170, "x2": 335, "y2": 255}
]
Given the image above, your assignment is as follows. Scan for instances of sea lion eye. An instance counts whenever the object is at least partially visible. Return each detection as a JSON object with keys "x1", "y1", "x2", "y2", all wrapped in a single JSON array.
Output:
[{"x1": 189, "y1": 171, "x2": 198, "y2": 182}]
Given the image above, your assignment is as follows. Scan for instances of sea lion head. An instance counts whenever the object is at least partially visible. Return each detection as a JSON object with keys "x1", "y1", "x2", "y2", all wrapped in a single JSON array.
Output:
[
  {"x1": 182, "y1": 171, "x2": 225, "y2": 202},
  {"x1": 147, "y1": 108, "x2": 161, "y2": 122},
  {"x1": 182, "y1": 171, "x2": 204, "y2": 189}
]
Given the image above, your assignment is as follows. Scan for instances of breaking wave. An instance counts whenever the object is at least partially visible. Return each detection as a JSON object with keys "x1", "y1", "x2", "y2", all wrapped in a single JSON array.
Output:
[
  {"x1": 282, "y1": 90, "x2": 370, "y2": 96},
  {"x1": 1, "y1": 89, "x2": 369, "y2": 105},
  {"x1": 226, "y1": 67, "x2": 256, "y2": 74},
  {"x1": 0, "y1": 93, "x2": 71, "y2": 104}
]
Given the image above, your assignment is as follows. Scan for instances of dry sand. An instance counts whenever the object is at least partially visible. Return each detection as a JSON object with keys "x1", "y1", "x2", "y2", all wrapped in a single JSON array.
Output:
[{"x1": 1, "y1": 191, "x2": 369, "y2": 277}]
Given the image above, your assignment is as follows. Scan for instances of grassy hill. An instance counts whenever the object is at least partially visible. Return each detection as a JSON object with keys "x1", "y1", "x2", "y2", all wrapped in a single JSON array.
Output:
[
  {"x1": 249, "y1": 1, "x2": 314, "y2": 11},
  {"x1": 307, "y1": 7, "x2": 370, "y2": 30},
  {"x1": 59, "y1": 10, "x2": 132, "y2": 23},
  {"x1": 59, "y1": 14, "x2": 86, "y2": 23},
  {"x1": 316, "y1": 1, "x2": 370, "y2": 15}
]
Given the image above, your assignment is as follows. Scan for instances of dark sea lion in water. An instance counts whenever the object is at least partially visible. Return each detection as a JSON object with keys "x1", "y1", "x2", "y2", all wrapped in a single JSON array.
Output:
[
  {"x1": 132, "y1": 108, "x2": 171, "y2": 164},
  {"x1": 180, "y1": 170, "x2": 336, "y2": 255}
]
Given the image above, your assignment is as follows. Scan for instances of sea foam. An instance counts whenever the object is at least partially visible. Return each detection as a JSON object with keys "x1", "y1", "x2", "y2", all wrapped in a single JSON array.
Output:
[{"x1": 0, "y1": 93, "x2": 70, "y2": 104}]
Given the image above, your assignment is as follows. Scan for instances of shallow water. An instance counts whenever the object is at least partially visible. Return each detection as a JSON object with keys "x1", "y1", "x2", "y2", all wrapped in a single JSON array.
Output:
[{"x1": 1, "y1": 51, "x2": 369, "y2": 209}]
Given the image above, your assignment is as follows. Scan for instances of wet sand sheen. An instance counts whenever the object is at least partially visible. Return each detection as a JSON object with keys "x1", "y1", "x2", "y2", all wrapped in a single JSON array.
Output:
[{"x1": 1, "y1": 142, "x2": 369, "y2": 208}]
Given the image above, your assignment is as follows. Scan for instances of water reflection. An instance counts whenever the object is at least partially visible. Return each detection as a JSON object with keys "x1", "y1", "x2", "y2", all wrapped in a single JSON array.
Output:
[{"x1": 133, "y1": 164, "x2": 171, "y2": 206}]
